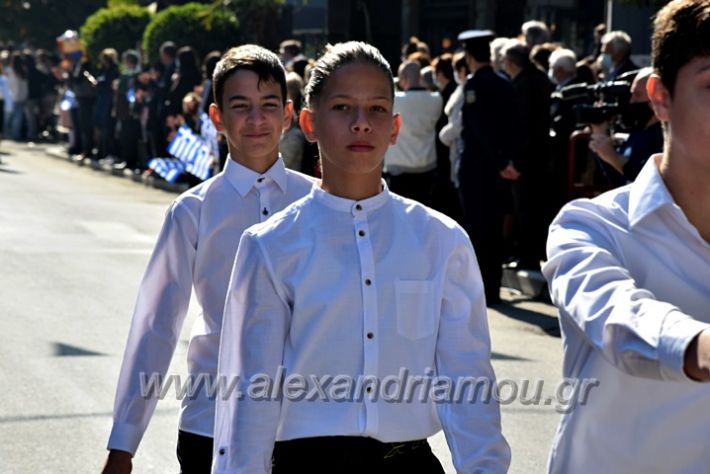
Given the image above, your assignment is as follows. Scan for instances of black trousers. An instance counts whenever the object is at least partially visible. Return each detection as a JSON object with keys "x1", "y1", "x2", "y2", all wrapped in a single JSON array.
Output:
[
  {"x1": 272, "y1": 436, "x2": 445, "y2": 474},
  {"x1": 176, "y1": 430, "x2": 213, "y2": 474}
]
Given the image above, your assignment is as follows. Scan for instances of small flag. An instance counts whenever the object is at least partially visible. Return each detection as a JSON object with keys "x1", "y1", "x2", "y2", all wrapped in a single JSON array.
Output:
[{"x1": 148, "y1": 158, "x2": 185, "y2": 183}]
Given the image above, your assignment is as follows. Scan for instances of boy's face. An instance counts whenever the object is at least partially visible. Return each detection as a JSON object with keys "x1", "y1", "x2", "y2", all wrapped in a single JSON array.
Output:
[
  {"x1": 650, "y1": 55, "x2": 710, "y2": 172},
  {"x1": 209, "y1": 69, "x2": 292, "y2": 166},
  {"x1": 300, "y1": 62, "x2": 401, "y2": 177}
]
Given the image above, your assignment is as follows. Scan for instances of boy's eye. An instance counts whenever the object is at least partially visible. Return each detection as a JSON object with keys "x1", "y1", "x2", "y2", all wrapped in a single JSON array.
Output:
[
  {"x1": 263, "y1": 102, "x2": 280, "y2": 109},
  {"x1": 332, "y1": 104, "x2": 350, "y2": 111},
  {"x1": 231, "y1": 103, "x2": 248, "y2": 109},
  {"x1": 371, "y1": 105, "x2": 388, "y2": 112}
]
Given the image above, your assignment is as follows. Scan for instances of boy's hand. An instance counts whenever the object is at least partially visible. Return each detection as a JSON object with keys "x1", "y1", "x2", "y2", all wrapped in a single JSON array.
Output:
[
  {"x1": 100, "y1": 450, "x2": 132, "y2": 474},
  {"x1": 684, "y1": 329, "x2": 710, "y2": 381}
]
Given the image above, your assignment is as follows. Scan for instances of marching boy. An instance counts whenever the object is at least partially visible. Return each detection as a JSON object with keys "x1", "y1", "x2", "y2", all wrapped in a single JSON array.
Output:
[{"x1": 102, "y1": 45, "x2": 314, "y2": 473}]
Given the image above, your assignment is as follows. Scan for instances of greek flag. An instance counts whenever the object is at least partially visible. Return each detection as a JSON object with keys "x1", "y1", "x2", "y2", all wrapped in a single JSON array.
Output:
[
  {"x1": 168, "y1": 124, "x2": 215, "y2": 181},
  {"x1": 200, "y1": 112, "x2": 219, "y2": 158},
  {"x1": 148, "y1": 158, "x2": 185, "y2": 183}
]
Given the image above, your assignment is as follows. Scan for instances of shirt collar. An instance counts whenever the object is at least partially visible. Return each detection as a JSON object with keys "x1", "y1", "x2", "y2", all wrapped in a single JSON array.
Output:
[
  {"x1": 223, "y1": 155, "x2": 288, "y2": 197},
  {"x1": 628, "y1": 154, "x2": 675, "y2": 228},
  {"x1": 311, "y1": 179, "x2": 391, "y2": 216}
]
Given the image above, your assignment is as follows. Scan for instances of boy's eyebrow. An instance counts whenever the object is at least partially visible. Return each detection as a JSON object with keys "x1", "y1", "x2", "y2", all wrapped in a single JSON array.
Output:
[
  {"x1": 227, "y1": 94, "x2": 282, "y2": 102},
  {"x1": 695, "y1": 63, "x2": 710, "y2": 74}
]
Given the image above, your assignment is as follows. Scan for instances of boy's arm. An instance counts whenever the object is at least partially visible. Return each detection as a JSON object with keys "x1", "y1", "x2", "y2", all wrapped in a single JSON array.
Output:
[
  {"x1": 213, "y1": 233, "x2": 290, "y2": 474},
  {"x1": 435, "y1": 235, "x2": 511, "y2": 474},
  {"x1": 543, "y1": 199, "x2": 709, "y2": 380},
  {"x1": 106, "y1": 200, "x2": 198, "y2": 457}
]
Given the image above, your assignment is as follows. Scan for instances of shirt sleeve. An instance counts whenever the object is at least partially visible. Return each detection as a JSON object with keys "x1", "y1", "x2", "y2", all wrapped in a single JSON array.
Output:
[
  {"x1": 213, "y1": 232, "x2": 290, "y2": 474},
  {"x1": 543, "y1": 200, "x2": 710, "y2": 381},
  {"x1": 107, "y1": 200, "x2": 198, "y2": 455},
  {"x1": 435, "y1": 234, "x2": 511, "y2": 474}
]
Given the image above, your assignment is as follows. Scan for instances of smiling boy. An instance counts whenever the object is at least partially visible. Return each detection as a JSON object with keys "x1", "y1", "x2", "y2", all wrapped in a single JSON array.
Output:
[{"x1": 102, "y1": 45, "x2": 313, "y2": 474}]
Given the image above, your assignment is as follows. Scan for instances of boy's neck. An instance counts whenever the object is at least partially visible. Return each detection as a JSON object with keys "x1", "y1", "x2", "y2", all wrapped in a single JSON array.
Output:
[
  {"x1": 229, "y1": 151, "x2": 279, "y2": 175},
  {"x1": 660, "y1": 151, "x2": 710, "y2": 244},
  {"x1": 320, "y1": 170, "x2": 383, "y2": 202}
]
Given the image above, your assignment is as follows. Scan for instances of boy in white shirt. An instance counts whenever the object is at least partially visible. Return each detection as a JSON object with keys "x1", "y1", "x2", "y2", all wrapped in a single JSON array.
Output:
[
  {"x1": 543, "y1": 1, "x2": 710, "y2": 472},
  {"x1": 102, "y1": 45, "x2": 314, "y2": 474},
  {"x1": 214, "y1": 41, "x2": 509, "y2": 474}
]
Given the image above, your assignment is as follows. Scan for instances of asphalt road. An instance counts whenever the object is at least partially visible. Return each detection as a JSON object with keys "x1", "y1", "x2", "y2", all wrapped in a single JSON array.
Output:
[{"x1": 0, "y1": 141, "x2": 565, "y2": 473}]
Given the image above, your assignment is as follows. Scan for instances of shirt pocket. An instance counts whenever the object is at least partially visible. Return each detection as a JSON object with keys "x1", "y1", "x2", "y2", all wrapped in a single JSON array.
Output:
[{"x1": 395, "y1": 279, "x2": 437, "y2": 340}]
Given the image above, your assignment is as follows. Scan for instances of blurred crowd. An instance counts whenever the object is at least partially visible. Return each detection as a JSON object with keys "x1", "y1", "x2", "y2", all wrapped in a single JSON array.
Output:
[{"x1": 0, "y1": 20, "x2": 660, "y2": 282}]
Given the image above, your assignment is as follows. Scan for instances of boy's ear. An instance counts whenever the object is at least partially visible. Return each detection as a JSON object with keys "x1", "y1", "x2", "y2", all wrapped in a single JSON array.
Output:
[
  {"x1": 390, "y1": 113, "x2": 402, "y2": 145},
  {"x1": 209, "y1": 103, "x2": 225, "y2": 133},
  {"x1": 299, "y1": 107, "x2": 318, "y2": 143},
  {"x1": 647, "y1": 74, "x2": 671, "y2": 123},
  {"x1": 282, "y1": 99, "x2": 294, "y2": 131}
]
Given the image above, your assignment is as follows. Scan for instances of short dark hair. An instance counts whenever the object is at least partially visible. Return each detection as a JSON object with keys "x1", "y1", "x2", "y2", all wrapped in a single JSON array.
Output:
[
  {"x1": 652, "y1": 0, "x2": 710, "y2": 96},
  {"x1": 280, "y1": 39, "x2": 302, "y2": 56},
  {"x1": 465, "y1": 38, "x2": 492, "y2": 63},
  {"x1": 212, "y1": 44, "x2": 288, "y2": 109},
  {"x1": 304, "y1": 41, "x2": 393, "y2": 107},
  {"x1": 432, "y1": 53, "x2": 454, "y2": 82},
  {"x1": 159, "y1": 41, "x2": 177, "y2": 60}
]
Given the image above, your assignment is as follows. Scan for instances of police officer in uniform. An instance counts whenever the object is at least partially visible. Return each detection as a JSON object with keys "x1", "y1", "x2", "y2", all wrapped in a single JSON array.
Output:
[{"x1": 457, "y1": 30, "x2": 523, "y2": 305}]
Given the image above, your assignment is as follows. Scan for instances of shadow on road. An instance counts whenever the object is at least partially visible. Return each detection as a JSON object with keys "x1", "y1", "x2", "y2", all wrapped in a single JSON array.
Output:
[{"x1": 493, "y1": 301, "x2": 561, "y2": 337}]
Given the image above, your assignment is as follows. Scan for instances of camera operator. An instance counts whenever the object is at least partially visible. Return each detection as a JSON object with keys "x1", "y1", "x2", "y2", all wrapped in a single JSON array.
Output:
[{"x1": 588, "y1": 67, "x2": 663, "y2": 183}]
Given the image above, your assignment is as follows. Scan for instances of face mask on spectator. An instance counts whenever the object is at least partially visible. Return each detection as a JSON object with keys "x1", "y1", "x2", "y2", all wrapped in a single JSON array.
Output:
[{"x1": 601, "y1": 53, "x2": 614, "y2": 71}]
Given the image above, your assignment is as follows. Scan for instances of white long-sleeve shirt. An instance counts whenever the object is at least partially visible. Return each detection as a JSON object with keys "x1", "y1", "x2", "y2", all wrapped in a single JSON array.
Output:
[
  {"x1": 543, "y1": 155, "x2": 710, "y2": 473},
  {"x1": 107, "y1": 157, "x2": 313, "y2": 455},
  {"x1": 214, "y1": 183, "x2": 510, "y2": 474}
]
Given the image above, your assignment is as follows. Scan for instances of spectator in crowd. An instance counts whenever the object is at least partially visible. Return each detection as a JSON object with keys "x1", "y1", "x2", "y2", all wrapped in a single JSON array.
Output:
[
  {"x1": 6, "y1": 52, "x2": 28, "y2": 141},
  {"x1": 384, "y1": 60, "x2": 442, "y2": 206},
  {"x1": 406, "y1": 51, "x2": 432, "y2": 68},
  {"x1": 543, "y1": 1, "x2": 710, "y2": 472},
  {"x1": 66, "y1": 47, "x2": 97, "y2": 162},
  {"x1": 548, "y1": 47, "x2": 578, "y2": 89},
  {"x1": 113, "y1": 49, "x2": 142, "y2": 172},
  {"x1": 166, "y1": 46, "x2": 201, "y2": 118},
  {"x1": 279, "y1": 39, "x2": 309, "y2": 79},
  {"x1": 530, "y1": 42, "x2": 558, "y2": 72},
  {"x1": 279, "y1": 71, "x2": 306, "y2": 171},
  {"x1": 23, "y1": 49, "x2": 41, "y2": 141},
  {"x1": 457, "y1": 30, "x2": 522, "y2": 305},
  {"x1": 601, "y1": 30, "x2": 638, "y2": 80},
  {"x1": 501, "y1": 39, "x2": 553, "y2": 269},
  {"x1": 0, "y1": 61, "x2": 8, "y2": 152},
  {"x1": 401, "y1": 36, "x2": 431, "y2": 62},
  {"x1": 439, "y1": 51, "x2": 469, "y2": 187},
  {"x1": 588, "y1": 67, "x2": 663, "y2": 184},
  {"x1": 489, "y1": 37, "x2": 511, "y2": 77},
  {"x1": 94, "y1": 48, "x2": 119, "y2": 161},
  {"x1": 430, "y1": 52, "x2": 462, "y2": 220},
  {"x1": 419, "y1": 65, "x2": 437, "y2": 91},
  {"x1": 521, "y1": 20, "x2": 551, "y2": 48},
  {"x1": 35, "y1": 49, "x2": 61, "y2": 140},
  {"x1": 200, "y1": 50, "x2": 221, "y2": 114},
  {"x1": 0, "y1": 50, "x2": 12, "y2": 137},
  {"x1": 151, "y1": 41, "x2": 176, "y2": 156}
]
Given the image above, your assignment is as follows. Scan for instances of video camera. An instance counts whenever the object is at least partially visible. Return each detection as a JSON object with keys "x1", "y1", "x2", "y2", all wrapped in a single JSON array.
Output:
[{"x1": 552, "y1": 70, "x2": 639, "y2": 127}]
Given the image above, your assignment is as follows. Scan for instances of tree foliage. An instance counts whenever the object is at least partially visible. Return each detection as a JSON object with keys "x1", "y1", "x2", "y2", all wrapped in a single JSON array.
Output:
[
  {"x1": 142, "y1": 2, "x2": 239, "y2": 62},
  {"x1": 81, "y1": 5, "x2": 151, "y2": 61},
  {"x1": 226, "y1": 0, "x2": 285, "y2": 51}
]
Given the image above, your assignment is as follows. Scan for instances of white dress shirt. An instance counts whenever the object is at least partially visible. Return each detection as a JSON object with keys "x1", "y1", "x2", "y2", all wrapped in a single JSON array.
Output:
[
  {"x1": 384, "y1": 89, "x2": 443, "y2": 175},
  {"x1": 107, "y1": 157, "x2": 314, "y2": 455},
  {"x1": 543, "y1": 155, "x2": 710, "y2": 473},
  {"x1": 214, "y1": 183, "x2": 510, "y2": 474}
]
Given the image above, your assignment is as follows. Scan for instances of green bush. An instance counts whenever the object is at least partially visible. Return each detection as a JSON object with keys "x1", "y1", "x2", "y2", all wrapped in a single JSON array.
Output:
[
  {"x1": 142, "y1": 3, "x2": 239, "y2": 63},
  {"x1": 80, "y1": 5, "x2": 151, "y2": 62}
]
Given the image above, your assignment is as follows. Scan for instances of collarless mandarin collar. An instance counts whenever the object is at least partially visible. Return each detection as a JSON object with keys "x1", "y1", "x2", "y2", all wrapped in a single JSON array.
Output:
[
  {"x1": 628, "y1": 154, "x2": 676, "y2": 228},
  {"x1": 224, "y1": 156, "x2": 288, "y2": 197},
  {"x1": 311, "y1": 179, "x2": 390, "y2": 215}
]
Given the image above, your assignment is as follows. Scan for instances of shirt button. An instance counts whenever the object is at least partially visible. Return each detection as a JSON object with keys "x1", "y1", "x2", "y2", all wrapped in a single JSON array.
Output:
[
  {"x1": 262, "y1": 208, "x2": 268, "y2": 216},
  {"x1": 358, "y1": 230, "x2": 366, "y2": 237},
  {"x1": 355, "y1": 204, "x2": 363, "y2": 211},
  {"x1": 219, "y1": 448, "x2": 226, "y2": 455},
  {"x1": 364, "y1": 278, "x2": 371, "y2": 286},
  {"x1": 366, "y1": 386, "x2": 372, "y2": 393},
  {"x1": 367, "y1": 332, "x2": 374, "y2": 339},
  {"x1": 257, "y1": 177, "x2": 265, "y2": 183}
]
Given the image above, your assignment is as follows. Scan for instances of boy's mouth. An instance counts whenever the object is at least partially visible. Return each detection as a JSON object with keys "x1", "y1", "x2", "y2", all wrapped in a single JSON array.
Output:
[{"x1": 347, "y1": 141, "x2": 374, "y2": 152}]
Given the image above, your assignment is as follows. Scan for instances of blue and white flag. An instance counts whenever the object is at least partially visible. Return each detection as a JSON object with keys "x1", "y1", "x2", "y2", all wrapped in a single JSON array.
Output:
[
  {"x1": 200, "y1": 112, "x2": 219, "y2": 158},
  {"x1": 148, "y1": 158, "x2": 185, "y2": 183},
  {"x1": 167, "y1": 124, "x2": 215, "y2": 181}
]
